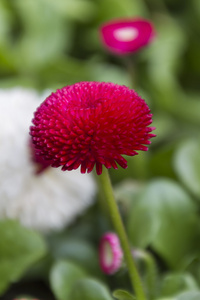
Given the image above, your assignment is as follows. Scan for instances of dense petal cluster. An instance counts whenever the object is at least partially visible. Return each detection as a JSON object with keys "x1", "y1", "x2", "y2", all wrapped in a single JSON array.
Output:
[
  {"x1": 30, "y1": 82, "x2": 155, "y2": 175},
  {"x1": 0, "y1": 88, "x2": 96, "y2": 232},
  {"x1": 99, "y1": 232, "x2": 123, "y2": 274},
  {"x1": 100, "y1": 18, "x2": 156, "y2": 55}
]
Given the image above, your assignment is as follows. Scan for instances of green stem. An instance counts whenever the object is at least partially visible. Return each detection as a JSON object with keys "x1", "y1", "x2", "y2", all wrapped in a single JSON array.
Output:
[
  {"x1": 98, "y1": 167, "x2": 147, "y2": 300},
  {"x1": 133, "y1": 249, "x2": 158, "y2": 300},
  {"x1": 143, "y1": 252, "x2": 158, "y2": 300}
]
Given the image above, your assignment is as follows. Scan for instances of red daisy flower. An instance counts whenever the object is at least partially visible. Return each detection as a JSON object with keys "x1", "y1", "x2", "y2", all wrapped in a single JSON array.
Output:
[
  {"x1": 30, "y1": 81, "x2": 155, "y2": 175},
  {"x1": 100, "y1": 18, "x2": 156, "y2": 55}
]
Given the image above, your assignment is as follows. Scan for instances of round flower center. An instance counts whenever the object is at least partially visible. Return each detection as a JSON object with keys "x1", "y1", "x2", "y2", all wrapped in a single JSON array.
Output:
[
  {"x1": 104, "y1": 241, "x2": 113, "y2": 266},
  {"x1": 114, "y1": 27, "x2": 138, "y2": 42}
]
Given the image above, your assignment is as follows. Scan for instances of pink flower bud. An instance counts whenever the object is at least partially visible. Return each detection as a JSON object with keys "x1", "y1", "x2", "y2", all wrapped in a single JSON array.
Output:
[{"x1": 99, "y1": 232, "x2": 123, "y2": 274}]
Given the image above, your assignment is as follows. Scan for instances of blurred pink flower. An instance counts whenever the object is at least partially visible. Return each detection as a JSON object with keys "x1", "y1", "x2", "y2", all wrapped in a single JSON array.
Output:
[
  {"x1": 100, "y1": 18, "x2": 156, "y2": 55},
  {"x1": 99, "y1": 232, "x2": 123, "y2": 274}
]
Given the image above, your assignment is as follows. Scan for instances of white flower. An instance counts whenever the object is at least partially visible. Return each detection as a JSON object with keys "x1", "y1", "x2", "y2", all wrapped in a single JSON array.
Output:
[{"x1": 0, "y1": 87, "x2": 96, "y2": 232}]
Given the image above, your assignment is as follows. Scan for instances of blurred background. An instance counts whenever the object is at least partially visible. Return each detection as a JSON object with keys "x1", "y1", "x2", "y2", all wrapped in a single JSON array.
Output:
[{"x1": 0, "y1": 0, "x2": 200, "y2": 300}]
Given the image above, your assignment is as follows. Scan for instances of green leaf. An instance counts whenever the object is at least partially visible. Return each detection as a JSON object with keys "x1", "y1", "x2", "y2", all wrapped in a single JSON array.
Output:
[
  {"x1": 69, "y1": 278, "x2": 113, "y2": 300},
  {"x1": 127, "y1": 179, "x2": 199, "y2": 268},
  {"x1": 0, "y1": 220, "x2": 47, "y2": 295},
  {"x1": 174, "y1": 139, "x2": 200, "y2": 198},
  {"x1": 161, "y1": 272, "x2": 198, "y2": 297},
  {"x1": 49, "y1": 236, "x2": 100, "y2": 277},
  {"x1": 176, "y1": 291, "x2": 200, "y2": 300},
  {"x1": 113, "y1": 289, "x2": 136, "y2": 300},
  {"x1": 50, "y1": 260, "x2": 87, "y2": 300}
]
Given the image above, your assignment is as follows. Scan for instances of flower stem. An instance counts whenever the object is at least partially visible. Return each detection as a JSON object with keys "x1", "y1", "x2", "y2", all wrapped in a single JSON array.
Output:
[
  {"x1": 143, "y1": 251, "x2": 158, "y2": 300},
  {"x1": 133, "y1": 249, "x2": 158, "y2": 300},
  {"x1": 98, "y1": 167, "x2": 147, "y2": 300}
]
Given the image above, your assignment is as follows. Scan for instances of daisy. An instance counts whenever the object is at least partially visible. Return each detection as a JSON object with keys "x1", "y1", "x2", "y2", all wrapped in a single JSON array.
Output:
[
  {"x1": 0, "y1": 88, "x2": 96, "y2": 232},
  {"x1": 30, "y1": 81, "x2": 155, "y2": 175}
]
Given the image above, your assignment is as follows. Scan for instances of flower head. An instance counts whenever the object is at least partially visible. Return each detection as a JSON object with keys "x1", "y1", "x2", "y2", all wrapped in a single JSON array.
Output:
[
  {"x1": 99, "y1": 232, "x2": 123, "y2": 274},
  {"x1": 30, "y1": 82, "x2": 155, "y2": 175},
  {"x1": 0, "y1": 87, "x2": 96, "y2": 232},
  {"x1": 100, "y1": 18, "x2": 156, "y2": 55}
]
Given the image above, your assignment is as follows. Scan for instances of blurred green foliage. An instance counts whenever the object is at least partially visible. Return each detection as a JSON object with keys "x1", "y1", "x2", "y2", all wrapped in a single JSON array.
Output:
[
  {"x1": 113, "y1": 289, "x2": 136, "y2": 300},
  {"x1": 0, "y1": 220, "x2": 47, "y2": 294},
  {"x1": 50, "y1": 260, "x2": 87, "y2": 300},
  {"x1": 0, "y1": 0, "x2": 200, "y2": 299}
]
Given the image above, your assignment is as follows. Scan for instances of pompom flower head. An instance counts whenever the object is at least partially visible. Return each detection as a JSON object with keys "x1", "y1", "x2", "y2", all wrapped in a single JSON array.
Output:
[
  {"x1": 99, "y1": 232, "x2": 123, "y2": 274},
  {"x1": 30, "y1": 82, "x2": 155, "y2": 175},
  {"x1": 100, "y1": 18, "x2": 156, "y2": 55}
]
